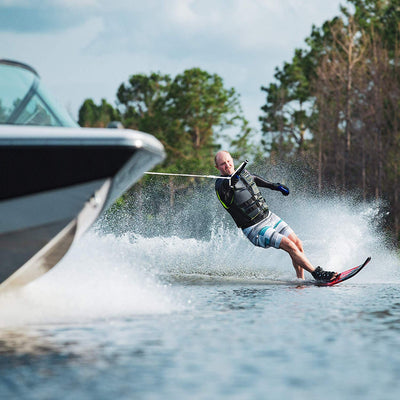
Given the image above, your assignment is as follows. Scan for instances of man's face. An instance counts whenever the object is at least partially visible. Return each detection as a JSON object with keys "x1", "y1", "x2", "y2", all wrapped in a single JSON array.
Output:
[{"x1": 215, "y1": 152, "x2": 235, "y2": 176}]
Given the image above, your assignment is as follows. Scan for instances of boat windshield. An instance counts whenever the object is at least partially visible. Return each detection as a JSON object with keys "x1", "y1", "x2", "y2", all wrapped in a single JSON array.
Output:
[{"x1": 0, "y1": 60, "x2": 77, "y2": 127}]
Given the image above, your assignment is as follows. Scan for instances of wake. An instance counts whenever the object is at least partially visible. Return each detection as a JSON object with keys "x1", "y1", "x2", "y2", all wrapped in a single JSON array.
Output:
[{"x1": 0, "y1": 186, "x2": 398, "y2": 328}]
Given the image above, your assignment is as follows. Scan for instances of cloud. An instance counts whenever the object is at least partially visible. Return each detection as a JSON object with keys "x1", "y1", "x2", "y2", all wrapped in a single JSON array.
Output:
[
  {"x1": 83, "y1": 0, "x2": 342, "y2": 64},
  {"x1": 0, "y1": 0, "x2": 345, "y2": 127},
  {"x1": 0, "y1": 0, "x2": 97, "y2": 32}
]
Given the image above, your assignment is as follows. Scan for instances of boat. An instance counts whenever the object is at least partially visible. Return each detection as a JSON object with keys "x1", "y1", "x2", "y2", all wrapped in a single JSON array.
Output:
[{"x1": 0, "y1": 59, "x2": 165, "y2": 292}]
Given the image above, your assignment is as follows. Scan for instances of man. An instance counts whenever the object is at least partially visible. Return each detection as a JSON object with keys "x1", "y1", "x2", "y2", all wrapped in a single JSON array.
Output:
[{"x1": 214, "y1": 150, "x2": 337, "y2": 282}]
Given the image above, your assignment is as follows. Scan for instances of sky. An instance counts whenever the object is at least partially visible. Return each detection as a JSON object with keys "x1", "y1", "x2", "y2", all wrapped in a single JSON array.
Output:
[{"x1": 0, "y1": 0, "x2": 347, "y2": 131}]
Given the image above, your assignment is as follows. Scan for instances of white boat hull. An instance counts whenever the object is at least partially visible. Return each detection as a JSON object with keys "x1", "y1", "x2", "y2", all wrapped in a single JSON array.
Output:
[{"x1": 0, "y1": 126, "x2": 165, "y2": 291}]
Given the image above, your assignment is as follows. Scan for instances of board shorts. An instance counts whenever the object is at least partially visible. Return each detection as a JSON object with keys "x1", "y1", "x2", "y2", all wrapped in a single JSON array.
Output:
[{"x1": 242, "y1": 212, "x2": 294, "y2": 249}]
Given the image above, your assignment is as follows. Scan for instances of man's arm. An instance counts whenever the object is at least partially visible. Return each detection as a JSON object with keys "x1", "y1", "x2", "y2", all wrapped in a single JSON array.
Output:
[{"x1": 253, "y1": 174, "x2": 290, "y2": 196}]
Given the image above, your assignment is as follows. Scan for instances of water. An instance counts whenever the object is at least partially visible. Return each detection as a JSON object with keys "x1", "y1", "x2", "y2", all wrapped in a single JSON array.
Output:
[{"x1": 1, "y1": 189, "x2": 400, "y2": 399}]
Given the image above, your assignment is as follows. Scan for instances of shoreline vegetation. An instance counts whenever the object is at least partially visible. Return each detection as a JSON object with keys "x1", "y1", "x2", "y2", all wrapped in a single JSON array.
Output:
[{"x1": 77, "y1": 0, "x2": 400, "y2": 246}]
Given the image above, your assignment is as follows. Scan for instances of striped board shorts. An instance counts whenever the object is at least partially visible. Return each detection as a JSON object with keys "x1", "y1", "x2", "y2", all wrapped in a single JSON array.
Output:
[{"x1": 242, "y1": 212, "x2": 294, "y2": 249}]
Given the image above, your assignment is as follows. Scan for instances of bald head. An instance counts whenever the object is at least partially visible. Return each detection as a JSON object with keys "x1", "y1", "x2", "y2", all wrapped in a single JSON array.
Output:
[{"x1": 215, "y1": 151, "x2": 235, "y2": 176}]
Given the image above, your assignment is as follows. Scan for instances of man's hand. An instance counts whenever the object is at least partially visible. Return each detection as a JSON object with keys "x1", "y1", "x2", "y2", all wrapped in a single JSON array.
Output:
[
  {"x1": 276, "y1": 183, "x2": 289, "y2": 196},
  {"x1": 229, "y1": 160, "x2": 248, "y2": 187},
  {"x1": 229, "y1": 174, "x2": 240, "y2": 187}
]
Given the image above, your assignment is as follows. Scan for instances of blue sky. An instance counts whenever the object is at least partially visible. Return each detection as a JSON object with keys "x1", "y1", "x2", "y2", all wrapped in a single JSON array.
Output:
[{"x1": 0, "y1": 0, "x2": 346, "y2": 131}]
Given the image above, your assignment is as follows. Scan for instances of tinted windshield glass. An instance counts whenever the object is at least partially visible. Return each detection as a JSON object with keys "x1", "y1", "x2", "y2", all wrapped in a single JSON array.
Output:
[{"x1": 0, "y1": 61, "x2": 77, "y2": 127}]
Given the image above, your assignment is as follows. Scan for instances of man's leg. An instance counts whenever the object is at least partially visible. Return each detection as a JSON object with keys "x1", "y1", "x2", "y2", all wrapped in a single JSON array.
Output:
[
  {"x1": 288, "y1": 233, "x2": 306, "y2": 279},
  {"x1": 279, "y1": 234, "x2": 314, "y2": 279},
  {"x1": 279, "y1": 234, "x2": 338, "y2": 281}
]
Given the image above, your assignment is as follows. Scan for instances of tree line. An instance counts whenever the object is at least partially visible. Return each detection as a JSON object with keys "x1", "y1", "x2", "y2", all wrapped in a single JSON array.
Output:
[
  {"x1": 78, "y1": 0, "x2": 400, "y2": 244},
  {"x1": 78, "y1": 68, "x2": 254, "y2": 205},
  {"x1": 260, "y1": 0, "x2": 400, "y2": 243}
]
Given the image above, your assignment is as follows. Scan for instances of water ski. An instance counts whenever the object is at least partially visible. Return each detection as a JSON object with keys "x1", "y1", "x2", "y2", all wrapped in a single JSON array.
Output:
[{"x1": 314, "y1": 257, "x2": 371, "y2": 287}]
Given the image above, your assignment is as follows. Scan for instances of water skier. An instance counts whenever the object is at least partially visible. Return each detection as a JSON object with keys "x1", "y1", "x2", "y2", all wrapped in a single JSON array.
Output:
[{"x1": 214, "y1": 150, "x2": 337, "y2": 282}]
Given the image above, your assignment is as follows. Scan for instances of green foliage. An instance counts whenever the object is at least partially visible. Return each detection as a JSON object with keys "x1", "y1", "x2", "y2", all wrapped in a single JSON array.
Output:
[
  {"x1": 350, "y1": 0, "x2": 400, "y2": 50},
  {"x1": 78, "y1": 67, "x2": 253, "y2": 206},
  {"x1": 75, "y1": 0, "x2": 400, "y2": 244},
  {"x1": 78, "y1": 98, "x2": 120, "y2": 127},
  {"x1": 260, "y1": 0, "x2": 400, "y2": 243},
  {"x1": 260, "y1": 48, "x2": 315, "y2": 159},
  {"x1": 229, "y1": 118, "x2": 264, "y2": 162},
  {"x1": 0, "y1": 99, "x2": 8, "y2": 123},
  {"x1": 114, "y1": 68, "x2": 247, "y2": 175},
  {"x1": 116, "y1": 72, "x2": 171, "y2": 131}
]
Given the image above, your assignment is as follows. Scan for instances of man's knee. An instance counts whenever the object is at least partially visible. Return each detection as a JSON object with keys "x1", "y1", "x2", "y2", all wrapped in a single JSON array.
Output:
[
  {"x1": 288, "y1": 233, "x2": 303, "y2": 251},
  {"x1": 279, "y1": 236, "x2": 299, "y2": 254},
  {"x1": 295, "y1": 238, "x2": 303, "y2": 251}
]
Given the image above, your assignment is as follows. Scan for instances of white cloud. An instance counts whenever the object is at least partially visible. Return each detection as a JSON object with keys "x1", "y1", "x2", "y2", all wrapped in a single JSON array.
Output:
[
  {"x1": 169, "y1": 0, "x2": 199, "y2": 26},
  {"x1": 0, "y1": 0, "x2": 345, "y2": 128}
]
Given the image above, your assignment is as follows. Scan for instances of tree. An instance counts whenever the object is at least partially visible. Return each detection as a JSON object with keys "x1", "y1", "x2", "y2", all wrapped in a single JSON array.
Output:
[
  {"x1": 79, "y1": 68, "x2": 248, "y2": 206},
  {"x1": 116, "y1": 72, "x2": 171, "y2": 133},
  {"x1": 78, "y1": 98, "x2": 120, "y2": 127},
  {"x1": 0, "y1": 100, "x2": 8, "y2": 122},
  {"x1": 166, "y1": 68, "x2": 244, "y2": 171},
  {"x1": 260, "y1": 48, "x2": 314, "y2": 161},
  {"x1": 260, "y1": 0, "x2": 400, "y2": 243},
  {"x1": 311, "y1": 16, "x2": 367, "y2": 191},
  {"x1": 116, "y1": 68, "x2": 245, "y2": 173}
]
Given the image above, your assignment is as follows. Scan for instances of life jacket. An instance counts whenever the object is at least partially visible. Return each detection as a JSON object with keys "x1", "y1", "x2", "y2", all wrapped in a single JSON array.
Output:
[{"x1": 215, "y1": 169, "x2": 269, "y2": 228}]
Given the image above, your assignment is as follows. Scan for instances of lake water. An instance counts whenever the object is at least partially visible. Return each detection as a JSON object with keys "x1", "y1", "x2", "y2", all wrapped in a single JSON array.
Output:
[{"x1": 1, "y1": 192, "x2": 400, "y2": 399}]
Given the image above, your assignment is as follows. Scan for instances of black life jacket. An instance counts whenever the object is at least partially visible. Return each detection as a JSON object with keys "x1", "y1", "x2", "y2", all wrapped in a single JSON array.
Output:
[{"x1": 215, "y1": 169, "x2": 269, "y2": 228}]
